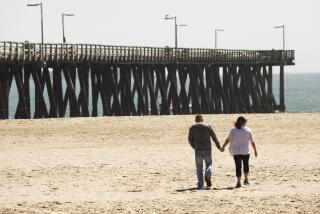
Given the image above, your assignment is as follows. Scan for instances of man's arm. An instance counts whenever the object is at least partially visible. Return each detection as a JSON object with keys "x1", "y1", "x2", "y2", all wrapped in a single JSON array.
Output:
[
  {"x1": 188, "y1": 127, "x2": 195, "y2": 149},
  {"x1": 208, "y1": 126, "x2": 221, "y2": 150}
]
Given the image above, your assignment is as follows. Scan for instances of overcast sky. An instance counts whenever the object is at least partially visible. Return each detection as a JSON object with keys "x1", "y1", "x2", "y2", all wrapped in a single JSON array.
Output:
[{"x1": 1, "y1": 0, "x2": 319, "y2": 73}]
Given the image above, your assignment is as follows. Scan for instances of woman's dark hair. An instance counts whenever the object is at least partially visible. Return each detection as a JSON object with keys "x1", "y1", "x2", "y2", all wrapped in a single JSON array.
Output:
[{"x1": 235, "y1": 116, "x2": 247, "y2": 129}]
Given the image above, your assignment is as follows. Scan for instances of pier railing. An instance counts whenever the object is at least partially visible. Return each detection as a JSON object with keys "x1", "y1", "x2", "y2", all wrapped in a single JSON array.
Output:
[{"x1": 0, "y1": 41, "x2": 294, "y2": 64}]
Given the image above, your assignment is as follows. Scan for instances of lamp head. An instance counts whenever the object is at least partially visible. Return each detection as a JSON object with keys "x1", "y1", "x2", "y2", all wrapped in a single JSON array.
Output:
[
  {"x1": 27, "y1": 3, "x2": 41, "y2": 6},
  {"x1": 63, "y1": 13, "x2": 75, "y2": 17},
  {"x1": 165, "y1": 14, "x2": 175, "y2": 20},
  {"x1": 274, "y1": 25, "x2": 284, "y2": 29}
]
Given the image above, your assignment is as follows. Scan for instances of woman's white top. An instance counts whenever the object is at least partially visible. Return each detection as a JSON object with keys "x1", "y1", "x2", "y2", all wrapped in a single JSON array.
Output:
[{"x1": 227, "y1": 127, "x2": 255, "y2": 156}]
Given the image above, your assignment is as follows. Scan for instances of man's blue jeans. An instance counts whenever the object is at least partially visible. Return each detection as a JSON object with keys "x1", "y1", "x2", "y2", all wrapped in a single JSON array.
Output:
[{"x1": 195, "y1": 150, "x2": 212, "y2": 188}]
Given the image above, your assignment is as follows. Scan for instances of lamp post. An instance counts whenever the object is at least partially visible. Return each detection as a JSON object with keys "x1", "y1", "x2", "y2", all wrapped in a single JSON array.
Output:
[
  {"x1": 62, "y1": 13, "x2": 75, "y2": 43},
  {"x1": 177, "y1": 23, "x2": 188, "y2": 48},
  {"x1": 215, "y1": 28, "x2": 224, "y2": 49},
  {"x1": 274, "y1": 25, "x2": 285, "y2": 50},
  {"x1": 165, "y1": 15, "x2": 187, "y2": 48},
  {"x1": 274, "y1": 25, "x2": 286, "y2": 111},
  {"x1": 27, "y1": 2, "x2": 43, "y2": 60}
]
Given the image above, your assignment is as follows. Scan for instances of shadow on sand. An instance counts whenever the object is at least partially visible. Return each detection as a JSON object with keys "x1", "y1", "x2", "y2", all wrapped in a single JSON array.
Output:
[
  {"x1": 212, "y1": 187, "x2": 235, "y2": 190},
  {"x1": 175, "y1": 187, "x2": 199, "y2": 192},
  {"x1": 175, "y1": 186, "x2": 234, "y2": 192}
]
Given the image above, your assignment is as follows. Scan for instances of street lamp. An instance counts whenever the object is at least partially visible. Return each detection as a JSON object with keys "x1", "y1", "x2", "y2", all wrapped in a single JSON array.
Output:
[
  {"x1": 27, "y1": 3, "x2": 43, "y2": 60},
  {"x1": 274, "y1": 25, "x2": 285, "y2": 50},
  {"x1": 274, "y1": 25, "x2": 286, "y2": 112},
  {"x1": 27, "y1": 2, "x2": 43, "y2": 60},
  {"x1": 62, "y1": 13, "x2": 75, "y2": 43},
  {"x1": 177, "y1": 23, "x2": 188, "y2": 47},
  {"x1": 215, "y1": 29, "x2": 224, "y2": 49},
  {"x1": 165, "y1": 15, "x2": 187, "y2": 48}
]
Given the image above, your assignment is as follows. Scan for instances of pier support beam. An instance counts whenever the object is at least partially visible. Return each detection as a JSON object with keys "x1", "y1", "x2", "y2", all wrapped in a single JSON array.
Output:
[
  {"x1": 279, "y1": 65, "x2": 285, "y2": 111},
  {"x1": 0, "y1": 60, "x2": 288, "y2": 119}
]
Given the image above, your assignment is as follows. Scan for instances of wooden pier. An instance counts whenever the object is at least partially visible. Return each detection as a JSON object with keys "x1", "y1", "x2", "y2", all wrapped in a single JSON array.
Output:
[{"x1": 0, "y1": 41, "x2": 294, "y2": 119}]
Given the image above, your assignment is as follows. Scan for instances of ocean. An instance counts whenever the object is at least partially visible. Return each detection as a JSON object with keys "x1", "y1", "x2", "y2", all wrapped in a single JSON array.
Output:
[
  {"x1": 6, "y1": 73, "x2": 320, "y2": 118},
  {"x1": 273, "y1": 73, "x2": 320, "y2": 113}
]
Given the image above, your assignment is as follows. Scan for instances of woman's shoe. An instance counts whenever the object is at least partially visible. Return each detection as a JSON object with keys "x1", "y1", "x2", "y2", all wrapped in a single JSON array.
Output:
[{"x1": 235, "y1": 182, "x2": 241, "y2": 188}]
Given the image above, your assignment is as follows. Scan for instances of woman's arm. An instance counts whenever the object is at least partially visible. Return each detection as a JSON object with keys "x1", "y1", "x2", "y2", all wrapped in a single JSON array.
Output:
[
  {"x1": 251, "y1": 142, "x2": 258, "y2": 157},
  {"x1": 221, "y1": 139, "x2": 230, "y2": 152}
]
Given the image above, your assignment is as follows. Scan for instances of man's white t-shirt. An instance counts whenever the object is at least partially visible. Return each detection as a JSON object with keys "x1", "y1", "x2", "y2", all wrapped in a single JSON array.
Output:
[{"x1": 227, "y1": 127, "x2": 255, "y2": 156}]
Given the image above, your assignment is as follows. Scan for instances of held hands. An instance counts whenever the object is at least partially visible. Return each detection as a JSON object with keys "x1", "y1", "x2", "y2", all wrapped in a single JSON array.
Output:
[{"x1": 219, "y1": 146, "x2": 225, "y2": 152}]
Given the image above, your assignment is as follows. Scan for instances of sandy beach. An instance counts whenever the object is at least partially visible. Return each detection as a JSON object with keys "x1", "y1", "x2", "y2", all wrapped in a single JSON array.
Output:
[{"x1": 0, "y1": 113, "x2": 320, "y2": 213}]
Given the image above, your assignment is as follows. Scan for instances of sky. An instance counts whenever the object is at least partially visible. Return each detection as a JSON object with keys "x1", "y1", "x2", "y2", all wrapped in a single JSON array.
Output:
[{"x1": 1, "y1": 0, "x2": 320, "y2": 73}]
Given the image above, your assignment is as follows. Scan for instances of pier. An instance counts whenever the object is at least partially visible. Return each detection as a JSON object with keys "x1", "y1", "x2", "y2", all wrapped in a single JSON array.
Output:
[{"x1": 0, "y1": 41, "x2": 294, "y2": 119}]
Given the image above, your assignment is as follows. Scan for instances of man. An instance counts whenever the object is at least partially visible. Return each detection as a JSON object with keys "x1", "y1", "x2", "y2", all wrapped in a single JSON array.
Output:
[{"x1": 188, "y1": 114, "x2": 222, "y2": 189}]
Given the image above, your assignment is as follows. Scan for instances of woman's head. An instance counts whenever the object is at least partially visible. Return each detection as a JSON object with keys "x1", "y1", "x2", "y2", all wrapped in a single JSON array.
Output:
[{"x1": 235, "y1": 116, "x2": 247, "y2": 129}]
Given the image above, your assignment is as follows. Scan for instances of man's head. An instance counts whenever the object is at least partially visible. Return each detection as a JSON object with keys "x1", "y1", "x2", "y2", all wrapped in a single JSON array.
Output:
[{"x1": 195, "y1": 114, "x2": 204, "y2": 123}]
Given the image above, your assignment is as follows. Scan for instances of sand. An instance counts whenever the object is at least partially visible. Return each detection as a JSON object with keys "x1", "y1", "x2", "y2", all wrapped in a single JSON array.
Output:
[{"x1": 0, "y1": 113, "x2": 320, "y2": 213}]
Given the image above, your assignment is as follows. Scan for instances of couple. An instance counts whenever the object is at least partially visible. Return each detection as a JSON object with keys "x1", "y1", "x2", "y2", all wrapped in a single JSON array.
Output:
[{"x1": 188, "y1": 114, "x2": 258, "y2": 189}]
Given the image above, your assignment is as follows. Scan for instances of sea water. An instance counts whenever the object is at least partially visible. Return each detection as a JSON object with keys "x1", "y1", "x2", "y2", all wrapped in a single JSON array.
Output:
[
  {"x1": 6, "y1": 73, "x2": 320, "y2": 118},
  {"x1": 273, "y1": 73, "x2": 320, "y2": 113}
]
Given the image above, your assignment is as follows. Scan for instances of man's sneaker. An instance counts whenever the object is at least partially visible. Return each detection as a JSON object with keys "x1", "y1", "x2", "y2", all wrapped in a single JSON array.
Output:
[
  {"x1": 244, "y1": 179, "x2": 250, "y2": 185},
  {"x1": 205, "y1": 177, "x2": 212, "y2": 188},
  {"x1": 235, "y1": 182, "x2": 241, "y2": 188}
]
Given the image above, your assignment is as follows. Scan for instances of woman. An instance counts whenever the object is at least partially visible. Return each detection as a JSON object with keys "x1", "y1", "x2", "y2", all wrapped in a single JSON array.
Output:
[{"x1": 221, "y1": 116, "x2": 258, "y2": 188}]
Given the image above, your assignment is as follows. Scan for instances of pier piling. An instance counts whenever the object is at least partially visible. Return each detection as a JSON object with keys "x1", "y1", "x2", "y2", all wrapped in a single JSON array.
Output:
[{"x1": 0, "y1": 42, "x2": 294, "y2": 119}]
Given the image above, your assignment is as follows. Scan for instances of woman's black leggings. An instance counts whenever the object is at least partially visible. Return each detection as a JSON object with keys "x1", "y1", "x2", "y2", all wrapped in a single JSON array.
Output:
[{"x1": 233, "y1": 154, "x2": 250, "y2": 177}]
